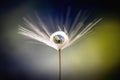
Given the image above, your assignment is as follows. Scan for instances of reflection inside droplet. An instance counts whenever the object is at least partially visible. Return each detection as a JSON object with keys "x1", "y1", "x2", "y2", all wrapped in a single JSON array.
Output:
[{"x1": 53, "y1": 34, "x2": 65, "y2": 44}]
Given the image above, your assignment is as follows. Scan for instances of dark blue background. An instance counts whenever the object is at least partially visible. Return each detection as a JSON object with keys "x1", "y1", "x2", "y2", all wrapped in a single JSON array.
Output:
[{"x1": 0, "y1": 0, "x2": 120, "y2": 80}]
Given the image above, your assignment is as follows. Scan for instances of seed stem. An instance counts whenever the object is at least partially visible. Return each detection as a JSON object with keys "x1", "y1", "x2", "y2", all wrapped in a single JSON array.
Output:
[{"x1": 58, "y1": 49, "x2": 61, "y2": 80}]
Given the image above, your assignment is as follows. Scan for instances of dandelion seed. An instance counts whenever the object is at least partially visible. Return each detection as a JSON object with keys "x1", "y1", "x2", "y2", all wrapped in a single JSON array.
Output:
[{"x1": 18, "y1": 10, "x2": 102, "y2": 80}]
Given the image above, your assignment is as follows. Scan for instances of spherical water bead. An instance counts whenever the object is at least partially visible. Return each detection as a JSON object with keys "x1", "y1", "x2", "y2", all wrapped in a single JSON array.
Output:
[{"x1": 50, "y1": 31, "x2": 69, "y2": 47}]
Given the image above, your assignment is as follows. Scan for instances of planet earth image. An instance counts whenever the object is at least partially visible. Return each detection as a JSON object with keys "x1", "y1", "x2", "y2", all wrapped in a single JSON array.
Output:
[{"x1": 53, "y1": 34, "x2": 65, "y2": 44}]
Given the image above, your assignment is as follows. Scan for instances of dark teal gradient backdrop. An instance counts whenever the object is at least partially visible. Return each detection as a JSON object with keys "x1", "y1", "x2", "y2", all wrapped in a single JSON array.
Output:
[{"x1": 0, "y1": 0, "x2": 120, "y2": 80}]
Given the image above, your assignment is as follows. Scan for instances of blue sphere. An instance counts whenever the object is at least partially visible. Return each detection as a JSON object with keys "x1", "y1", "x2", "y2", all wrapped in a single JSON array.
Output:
[{"x1": 53, "y1": 34, "x2": 65, "y2": 44}]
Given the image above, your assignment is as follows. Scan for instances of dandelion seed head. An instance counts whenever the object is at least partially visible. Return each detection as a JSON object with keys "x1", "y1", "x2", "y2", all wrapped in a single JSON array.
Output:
[{"x1": 18, "y1": 10, "x2": 102, "y2": 50}]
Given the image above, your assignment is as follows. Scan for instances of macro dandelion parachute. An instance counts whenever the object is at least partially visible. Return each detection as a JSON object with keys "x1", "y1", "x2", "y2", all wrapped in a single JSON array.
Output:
[{"x1": 18, "y1": 10, "x2": 102, "y2": 80}]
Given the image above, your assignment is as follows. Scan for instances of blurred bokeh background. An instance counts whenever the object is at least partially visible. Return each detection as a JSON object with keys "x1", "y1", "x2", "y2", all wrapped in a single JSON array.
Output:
[{"x1": 0, "y1": 0, "x2": 120, "y2": 80}]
